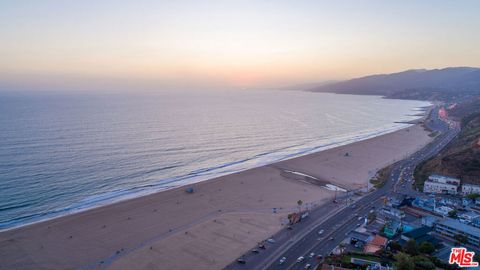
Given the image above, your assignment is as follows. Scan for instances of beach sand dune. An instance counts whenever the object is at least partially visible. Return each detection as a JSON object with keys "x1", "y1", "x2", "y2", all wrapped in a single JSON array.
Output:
[{"x1": 0, "y1": 124, "x2": 431, "y2": 270}]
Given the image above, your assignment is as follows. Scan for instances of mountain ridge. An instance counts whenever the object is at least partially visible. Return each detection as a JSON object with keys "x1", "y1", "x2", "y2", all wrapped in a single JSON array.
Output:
[{"x1": 310, "y1": 67, "x2": 480, "y2": 100}]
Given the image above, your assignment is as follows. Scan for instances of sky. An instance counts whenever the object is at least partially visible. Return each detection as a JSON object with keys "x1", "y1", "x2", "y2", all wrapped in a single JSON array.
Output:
[{"x1": 1, "y1": 0, "x2": 480, "y2": 91}]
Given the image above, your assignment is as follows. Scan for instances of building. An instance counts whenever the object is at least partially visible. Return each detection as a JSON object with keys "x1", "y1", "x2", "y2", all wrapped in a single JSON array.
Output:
[
  {"x1": 364, "y1": 235, "x2": 388, "y2": 254},
  {"x1": 429, "y1": 174, "x2": 461, "y2": 185},
  {"x1": 463, "y1": 198, "x2": 474, "y2": 207},
  {"x1": 472, "y1": 216, "x2": 480, "y2": 228},
  {"x1": 434, "y1": 218, "x2": 480, "y2": 248},
  {"x1": 387, "y1": 194, "x2": 406, "y2": 208},
  {"x1": 462, "y1": 183, "x2": 480, "y2": 195},
  {"x1": 434, "y1": 205, "x2": 454, "y2": 216},
  {"x1": 422, "y1": 216, "x2": 437, "y2": 227},
  {"x1": 459, "y1": 211, "x2": 480, "y2": 224},
  {"x1": 350, "y1": 258, "x2": 393, "y2": 270},
  {"x1": 382, "y1": 206, "x2": 405, "y2": 219},
  {"x1": 412, "y1": 197, "x2": 435, "y2": 212},
  {"x1": 384, "y1": 220, "x2": 401, "y2": 238},
  {"x1": 349, "y1": 231, "x2": 372, "y2": 246},
  {"x1": 321, "y1": 265, "x2": 352, "y2": 270},
  {"x1": 423, "y1": 174, "x2": 460, "y2": 195},
  {"x1": 400, "y1": 226, "x2": 439, "y2": 245}
]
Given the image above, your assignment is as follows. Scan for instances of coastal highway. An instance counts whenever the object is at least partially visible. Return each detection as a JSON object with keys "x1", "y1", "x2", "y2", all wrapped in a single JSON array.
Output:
[{"x1": 225, "y1": 106, "x2": 459, "y2": 270}]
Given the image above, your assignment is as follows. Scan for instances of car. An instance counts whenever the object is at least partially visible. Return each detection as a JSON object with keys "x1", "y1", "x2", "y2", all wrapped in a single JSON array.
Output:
[
  {"x1": 252, "y1": 249, "x2": 259, "y2": 253},
  {"x1": 356, "y1": 223, "x2": 361, "y2": 227},
  {"x1": 318, "y1": 229, "x2": 324, "y2": 235},
  {"x1": 297, "y1": 256, "x2": 305, "y2": 263},
  {"x1": 258, "y1": 243, "x2": 266, "y2": 249},
  {"x1": 304, "y1": 263, "x2": 311, "y2": 269},
  {"x1": 329, "y1": 237, "x2": 334, "y2": 241},
  {"x1": 357, "y1": 216, "x2": 363, "y2": 221},
  {"x1": 287, "y1": 226, "x2": 293, "y2": 230},
  {"x1": 236, "y1": 258, "x2": 246, "y2": 264},
  {"x1": 279, "y1": 257, "x2": 286, "y2": 265},
  {"x1": 267, "y1": 238, "x2": 275, "y2": 244},
  {"x1": 309, "y1": 252, "x2": 315, "y2": 258},
  {"x1": 315, "y1": 254, "x2": 323, "y2": 260}
]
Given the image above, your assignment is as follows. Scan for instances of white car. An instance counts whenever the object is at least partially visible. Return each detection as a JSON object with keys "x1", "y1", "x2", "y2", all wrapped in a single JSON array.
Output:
[
  {"x1": 318, "y1": 229, "x2": 324, "y2": 235},
  {"x1": 309, "y1": 252, "x2": 315, "y2": 258},
  {"x1": 297, "y1": 256, "x2": 305, "y2": 263},
  {"x1": 304, "y1": 263, "x2": 311, "y2": 269},
  {"x1": 279, "y1": 257, "x2": 286, "y2": 265},
  {"x1": 267, "y1": 238, "x2": 275, "y2": 244}
]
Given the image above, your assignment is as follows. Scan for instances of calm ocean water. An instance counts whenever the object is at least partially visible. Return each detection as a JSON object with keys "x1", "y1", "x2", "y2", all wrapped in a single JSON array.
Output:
[{"x1": 0, "y1": 90, "x2": 430, "y2": 229}]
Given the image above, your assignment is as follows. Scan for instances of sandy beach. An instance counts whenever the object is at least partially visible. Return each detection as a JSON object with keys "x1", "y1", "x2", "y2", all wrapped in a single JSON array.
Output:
[{"x1": 0, "y1": 124, "x2": 432, "y2": 270}]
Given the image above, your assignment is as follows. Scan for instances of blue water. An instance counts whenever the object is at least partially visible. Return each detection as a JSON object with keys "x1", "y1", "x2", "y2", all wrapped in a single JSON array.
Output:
[{"x1": 0, "y1": 90, "x2": 430, "y2": 230}]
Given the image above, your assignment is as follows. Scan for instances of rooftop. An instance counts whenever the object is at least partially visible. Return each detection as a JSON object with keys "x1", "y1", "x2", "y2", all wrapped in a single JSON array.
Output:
[
  {"x1": 321, "y1": 265, "x2": 352, "y2": 270},
  {"x1": 437, "y1": 218, "x2": 480, "y2": 238},
  {"x1": 349, "y1": 231, "x2": 372, "y2": 242},
  {"x1": 370, "y1": 235, "x2": 388, "y2": 246},
  {"x1": 460, "y1": 211, "x2": 480, "y2": 218},
  {"x1": 463, "y1": 183, "x2": 480, "y2": 187},
  {"x1": 402, "y1": 226, "x2": 431, "y2": 239}
]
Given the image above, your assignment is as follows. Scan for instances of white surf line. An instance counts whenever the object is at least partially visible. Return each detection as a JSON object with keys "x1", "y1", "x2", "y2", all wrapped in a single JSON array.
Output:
[{"x1": 283, "y1": 169, "x2": 347, "y2": 192}]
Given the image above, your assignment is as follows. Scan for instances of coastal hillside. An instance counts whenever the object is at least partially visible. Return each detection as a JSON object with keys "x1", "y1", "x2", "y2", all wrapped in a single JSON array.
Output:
[
  {"x1": 415, "y1": 99, "x2": 480, "y2": 185},
  {"x1": 311, "y1": 67, "x2": 480, "y2": 100}
]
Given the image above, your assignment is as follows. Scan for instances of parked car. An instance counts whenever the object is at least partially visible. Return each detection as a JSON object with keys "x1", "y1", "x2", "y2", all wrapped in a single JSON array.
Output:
[
  {"x1": 297, "y1": 256, "x2": 305, "y2": 263},
  {"x1": 279, "y1": 257, "x2": 286, "y2": 265},
  {"x1": 318, "y1": 229, "x2": 324, "y2": 235},
  {"x1": 237, "y1": 258, "x2": 246, "y2": 264},
  {"x1": 304, "y1": 263, "x2": 311, "y2": 269},
  {"x1": 309, "y1": 252, "x2": 315, "y2": 258}
]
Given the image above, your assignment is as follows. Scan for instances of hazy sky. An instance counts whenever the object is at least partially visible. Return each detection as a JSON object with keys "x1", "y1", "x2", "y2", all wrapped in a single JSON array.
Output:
[{"x1": 1, "y1": 0, "x2": 480, "y2": 91}]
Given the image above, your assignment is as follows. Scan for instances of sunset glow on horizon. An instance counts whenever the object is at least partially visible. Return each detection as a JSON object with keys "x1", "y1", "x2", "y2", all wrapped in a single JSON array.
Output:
[{"x1": 1, "y1": 0, "x2": 480, "y2": 91}]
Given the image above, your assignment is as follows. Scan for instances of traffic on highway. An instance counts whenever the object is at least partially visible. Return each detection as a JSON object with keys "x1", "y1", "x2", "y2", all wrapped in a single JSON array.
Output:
[{"x1": 225, "y1": 106, "x2": 458, "y2": 270}]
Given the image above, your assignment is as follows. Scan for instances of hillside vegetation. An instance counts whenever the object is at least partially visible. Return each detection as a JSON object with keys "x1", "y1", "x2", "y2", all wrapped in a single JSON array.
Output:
[
  {"x1": 312, "y1": 67, "x2": 480, "y2": 101},
  {"x1": 415, "y1": 100, "x2": 480, "y2": 186}
]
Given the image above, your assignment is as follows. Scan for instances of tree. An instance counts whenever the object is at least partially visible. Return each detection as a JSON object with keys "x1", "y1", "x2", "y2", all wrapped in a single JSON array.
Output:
[
  {"x1": 395, "y1": 252, "x2": 415, "y2": 270},
  {"x1": 405, "y1": 239, "x2": 418, "y2": 256},
  {"x1": 389, "y1": 241, "x2": 403, "y2": 252},
  {"x1": 418, "y1": 241, "x2": 435, "y2": 255},
  {"x1": 413, "y1": 255, "x2": 436, "y2": 270},
  {"x1": 448, "y1": 210, "x2": 458, "y2": 218},
  {"x1": 467, "y1": 193, "x2": 480, "y2": 200}
]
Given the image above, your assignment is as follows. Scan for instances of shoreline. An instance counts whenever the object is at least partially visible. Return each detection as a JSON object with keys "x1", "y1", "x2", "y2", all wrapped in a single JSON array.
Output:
[
  {"x1": 0, "y1": 120, "x2": 424, "y2": 233},
  {"x1": 0, "y1": 120, "x2": 434, "y2": 270}
]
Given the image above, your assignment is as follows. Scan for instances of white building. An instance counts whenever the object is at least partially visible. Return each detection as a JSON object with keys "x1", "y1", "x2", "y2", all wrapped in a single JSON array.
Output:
[
  {"x1": 429, "y1": 174, "x2": 461, "y2": 185},
  {"x1": 423, "y1": 174, "x2": 460, "y2": 195},
  {"x1": 459, "y1": 211, "x2": 480, "y2": 224},
  {"x1": 434, "y1": 205, "x2": 454, "y2": 216},
  {"x1": 462, "y1": 183, "x2": 480, "y2": 195}
]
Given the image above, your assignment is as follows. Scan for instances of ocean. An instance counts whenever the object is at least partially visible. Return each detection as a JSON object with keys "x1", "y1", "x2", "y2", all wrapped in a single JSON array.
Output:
[{"x1": 0, "y1": 90, "x2": 430, "y2": 230}]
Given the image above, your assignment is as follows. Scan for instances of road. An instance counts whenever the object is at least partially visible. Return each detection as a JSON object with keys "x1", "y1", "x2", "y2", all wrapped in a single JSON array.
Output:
[{"x1": 225, "y1": 106, "x2": 459, "y2": 270}]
